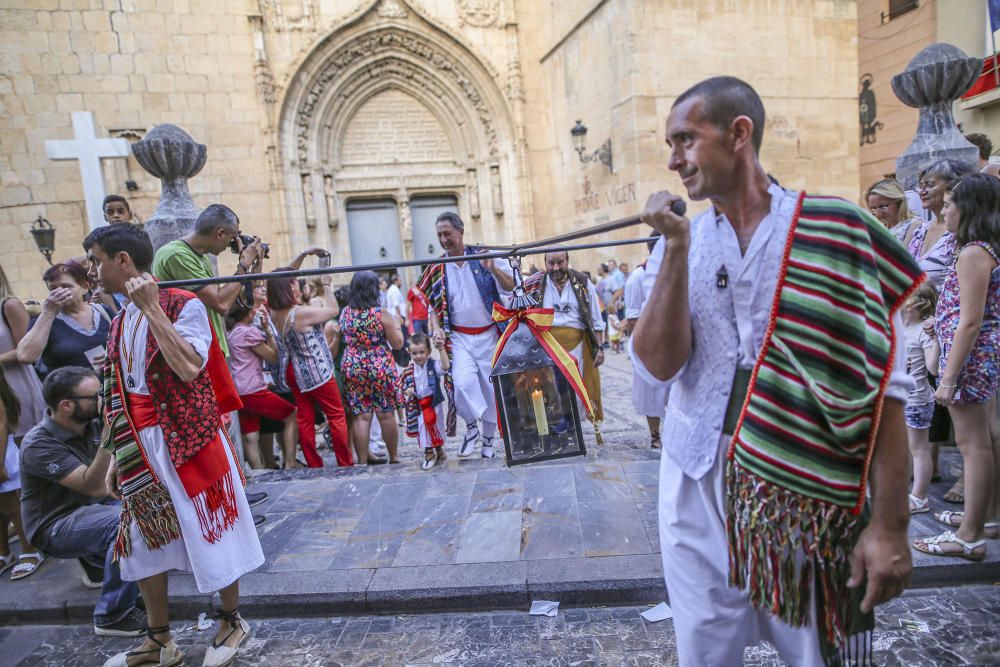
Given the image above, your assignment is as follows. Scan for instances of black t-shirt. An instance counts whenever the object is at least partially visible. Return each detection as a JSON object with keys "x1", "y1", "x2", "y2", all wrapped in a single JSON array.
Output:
[
  {"x1": 29, "y1": 304, "x2": 112, "y2": 379},
  {"x1": 19, "y1": 415, "x2": 107, "y2": 548}
]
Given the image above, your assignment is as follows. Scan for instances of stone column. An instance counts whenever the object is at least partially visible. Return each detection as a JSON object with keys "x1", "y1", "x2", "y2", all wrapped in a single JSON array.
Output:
[
  {"x1": 891, "y1": 43, "x2": 982, "y2": 189},
  {"x1": 131, "y1": 124, "x2": 207, "y2": 251}
]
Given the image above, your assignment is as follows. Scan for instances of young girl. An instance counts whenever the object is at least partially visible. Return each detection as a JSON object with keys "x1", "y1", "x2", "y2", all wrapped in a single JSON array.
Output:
[
  {"x1": 227, "y1": 305, "x2": 298, "y2": 470},
  {"x1": 902, "y1": 282, "x2": 939, "y2": 514},
  {"x1": 399, "y1": 333, "x2": 450, "y2": 471},
  {"x1": 914, "y1": 173, "x2": 1000, "y2": 561},
  {"x1": 0, "y1": 366, "x2": 44, "y2": 580}
]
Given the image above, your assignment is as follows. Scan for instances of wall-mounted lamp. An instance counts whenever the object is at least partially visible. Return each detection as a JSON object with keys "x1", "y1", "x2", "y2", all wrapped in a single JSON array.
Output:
[
  {"x1": 570, "y1": 120, "x2": 613, "y2": 173},
  {"x1": 31, "y1": 215, "x2": 55, "y2": 265},
  {"x1": 125, "y1": 179, "x2": 139, "y2": 192}
]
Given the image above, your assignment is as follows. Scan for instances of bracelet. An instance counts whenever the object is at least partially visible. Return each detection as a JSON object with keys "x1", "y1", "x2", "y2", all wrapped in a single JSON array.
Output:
[
  {"x1": 237, "y1": 263, "x2": 250, "y2": 274},
  {"x1": 939, "y1": 383, "x2": 957, "y2": 389}
]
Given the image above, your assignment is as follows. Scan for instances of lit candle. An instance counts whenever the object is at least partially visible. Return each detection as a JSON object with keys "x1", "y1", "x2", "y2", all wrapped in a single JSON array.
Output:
[{"x1": 530, "y1": 388, "x2": 548, "y2": 436}]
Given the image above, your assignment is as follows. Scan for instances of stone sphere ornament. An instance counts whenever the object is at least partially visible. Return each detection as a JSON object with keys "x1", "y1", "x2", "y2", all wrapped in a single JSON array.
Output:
[
  {"x1": 891, "y1": 43, "x2": 982, "y2": 189},
  {"x1": 132, "y1": 124, "x2": 208, "y2": 251}
]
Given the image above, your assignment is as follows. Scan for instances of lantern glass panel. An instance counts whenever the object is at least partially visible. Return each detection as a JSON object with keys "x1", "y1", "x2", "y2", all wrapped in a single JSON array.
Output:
[{"x1": 494, "y1": 366, "x2": 585, "y2": 465}]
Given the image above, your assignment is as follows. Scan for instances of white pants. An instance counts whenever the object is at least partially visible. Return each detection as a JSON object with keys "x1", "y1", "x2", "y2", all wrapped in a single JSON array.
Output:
[
  {"x1": 632, "y1": 374, "x2": 668, "y2": 418},
  {"x1": 120, "y1": 426, "x2": 265, "y2": 593},
  {"x1": 451, "y1": 329, "x2": 499, "y2": 426},
  {"x1": 658, "y1": 435, "x2": 824, "y2": 666}
]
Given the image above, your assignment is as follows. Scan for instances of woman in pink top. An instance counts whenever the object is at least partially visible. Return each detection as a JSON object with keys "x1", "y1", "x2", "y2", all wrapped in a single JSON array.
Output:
[{"x1": 226, "y1": 305, "x2": 298, "y2": 469}]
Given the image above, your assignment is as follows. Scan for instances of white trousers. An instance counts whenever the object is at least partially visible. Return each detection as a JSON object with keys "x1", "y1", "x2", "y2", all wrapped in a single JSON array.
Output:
[
  {"x1": 450, "y1": 329, "x2": 499, "y2": 426},
  {"x1": 658, "y1": 435, "x2": 824, "y2": 667},
  {"x1": 120, "y1": 426, "x2": 265, "y2": 593}
]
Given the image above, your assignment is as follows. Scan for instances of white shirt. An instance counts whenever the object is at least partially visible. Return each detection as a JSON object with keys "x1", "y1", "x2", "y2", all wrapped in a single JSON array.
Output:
[
  {"x1": 386, "y1": 284, "x2": 405, "y2": 319},
  {"x1": 413, "y1": 359, "x2": 432, "y2": 399},
  {"x1": 624, "y1": 265, "x2": 647, "y2": 320},
  {"x1": 630, "y1": 185, "x2": 913, "y2": 478},
  {"x1": 118, "y1": 299, "x2": 211, "y2": 395},
  {"x1": 542, "y1": 277, "x2": 605, "y2": 331},
  {"x1": 445, "y1": 258, "x2": 513, "y2": 328}
]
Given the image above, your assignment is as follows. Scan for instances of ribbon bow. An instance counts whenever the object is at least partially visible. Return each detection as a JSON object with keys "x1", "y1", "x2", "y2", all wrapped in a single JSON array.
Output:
[{"x1": 491, "y1": 303, "x2": 594, "y2": 417}]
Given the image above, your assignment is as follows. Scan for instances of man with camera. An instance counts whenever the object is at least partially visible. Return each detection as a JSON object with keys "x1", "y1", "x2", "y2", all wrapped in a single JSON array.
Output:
[{"x1": 151, "y1": 204, "x2": 271, "y2": 518}]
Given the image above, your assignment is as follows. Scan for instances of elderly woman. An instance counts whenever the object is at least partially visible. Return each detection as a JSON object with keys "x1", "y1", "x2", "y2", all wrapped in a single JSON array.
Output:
[
  {"x1": 909, "y1": 159, "x2": 978, "y2": 289},
  {"x1": 866, "y1": 177, "x2": 920, "y2": 243},
  {"x1": 16, "y1": 261, "x2": 113, "y2": 379}
]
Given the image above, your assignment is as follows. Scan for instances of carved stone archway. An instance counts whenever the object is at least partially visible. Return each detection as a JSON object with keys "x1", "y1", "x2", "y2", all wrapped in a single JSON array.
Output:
[{"x1": 277, "y1": 0, "x2": 528, "y2": 265}]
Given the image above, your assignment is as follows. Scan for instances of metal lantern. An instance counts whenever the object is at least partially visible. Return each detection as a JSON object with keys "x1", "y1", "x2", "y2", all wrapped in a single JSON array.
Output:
[
  {"x1": 31, "y1": 215, "x2": 55, "y2": 265},
  {"x1": 491, "y1": 259, "x2": 587, "y2": 466}
]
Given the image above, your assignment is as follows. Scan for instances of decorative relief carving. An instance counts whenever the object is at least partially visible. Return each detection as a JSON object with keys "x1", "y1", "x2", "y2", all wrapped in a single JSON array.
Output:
[
  {"x1": 376, "y1": 0, "x2": 408, "y2": 19},
  {"x1": 294, "y1": 29, "x2": 499, "y2": 163},
  {"x1": 458, "y1": 0, "x2": 499, "y2": 27},
  {"x1": 302, "y1": 173, "x2": 316, "y2": 228},
  {"x1": 323, "y1": 174, "x2": 339, "y2": 229},
  {"x1": 260, "y1": 0, "x2": 317, "y2": 32},
  {"x1": 490, "y1": 164, "x2": 503, "y2": 215},
  {"x1": 341, "y1": 89, "x2": 453, "y2": 165},
  {"x1": 333, "y1": 172, "x2": 464, "y2": 193},
  {"x1": 466, "y1": 168, "x2": 480, "y2": 218}
]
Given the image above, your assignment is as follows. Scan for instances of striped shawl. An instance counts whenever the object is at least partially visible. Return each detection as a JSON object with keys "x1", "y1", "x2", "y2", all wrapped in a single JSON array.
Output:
[{"x1": 726, "y1": 193, "x2": 924, "y2": 657}]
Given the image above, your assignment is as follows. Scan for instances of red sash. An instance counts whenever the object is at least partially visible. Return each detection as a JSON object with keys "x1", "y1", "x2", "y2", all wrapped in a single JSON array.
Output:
[{"x1": 418, "y1": 396, "x2": 444, "y2": 448}]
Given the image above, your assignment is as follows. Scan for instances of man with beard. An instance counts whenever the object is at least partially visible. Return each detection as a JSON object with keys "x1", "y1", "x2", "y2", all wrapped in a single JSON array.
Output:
[
  {"x1": 523, "y1": 252, "x2": 606, "y2": 427},
  {"x1": 632, "y1": 76, "x2": 918, "y2": 665},
  {"x1": 20, "y1": 366, "x2": 146, "y2": 637},
  {"x1": 85, "y1": 223, "x2": 264, "y2": 667},
  {"x1": 419, "y1": 212, "x2": 514, "y2": 458}
]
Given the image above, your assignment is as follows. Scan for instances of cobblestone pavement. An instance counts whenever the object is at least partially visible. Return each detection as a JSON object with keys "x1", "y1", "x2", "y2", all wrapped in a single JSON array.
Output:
[{"x1": 2, "y1": 585, "x2": 997, "y2": 666}]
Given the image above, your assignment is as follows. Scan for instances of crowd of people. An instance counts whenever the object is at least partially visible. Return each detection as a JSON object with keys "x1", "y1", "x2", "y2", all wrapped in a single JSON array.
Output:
[{"x1": 0, "y1": 74, "x2": 996, "y2": 665}]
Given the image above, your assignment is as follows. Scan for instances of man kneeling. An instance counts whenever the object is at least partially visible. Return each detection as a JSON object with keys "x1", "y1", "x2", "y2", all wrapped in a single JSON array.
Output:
[
  {"x1": 20, "y1": 366, "x2": 146, "y2": 637},
  {"x1": 85, "y1": 222, "x2": 265, "y2": 667}
]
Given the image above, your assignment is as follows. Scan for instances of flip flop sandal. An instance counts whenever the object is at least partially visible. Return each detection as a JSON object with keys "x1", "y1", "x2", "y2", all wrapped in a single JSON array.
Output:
[
  {"x1": 10, "y1": 552, "x2": 45, "y2": 581},
  {"x1": 0, "y1": 553, "x2": 15, "y2": 577},
  {"x1": 913, "y1": 531, "x2": 986, "y2": 561}
]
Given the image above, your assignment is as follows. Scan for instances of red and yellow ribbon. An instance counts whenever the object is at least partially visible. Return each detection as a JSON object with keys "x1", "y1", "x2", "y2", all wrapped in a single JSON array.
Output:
[{"x1": 490, "y1": 303, "x2": 594, "y2": 418}]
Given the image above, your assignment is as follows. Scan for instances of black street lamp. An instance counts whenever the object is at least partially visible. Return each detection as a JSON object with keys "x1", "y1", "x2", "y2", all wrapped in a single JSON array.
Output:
[
  {"x1": 31, "y1": 215, "x2": 55, "y2": 265},
  {"x1": 570, "y1": 120, "x2": 613, "y2": 173}
]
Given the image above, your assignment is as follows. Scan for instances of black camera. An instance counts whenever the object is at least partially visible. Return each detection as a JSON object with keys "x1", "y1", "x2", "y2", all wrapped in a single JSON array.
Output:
[{"x1": 230, "y1": 233, "x2": 270, "y2": 258}]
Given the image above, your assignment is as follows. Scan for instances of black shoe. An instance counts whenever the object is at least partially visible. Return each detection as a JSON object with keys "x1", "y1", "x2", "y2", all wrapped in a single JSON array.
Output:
[
  {"x1": 246, "y1": 492, "x2": 268, "y2": 508},
  {"x1": 253, "y1": 514, "x2": 266, "y2": 527},
  {"x1": 78, "y1": 558, "x2": 104, "y2": 590},
  {"x1": 94, "y1": 606, "x2": 147, "y2": 637}
]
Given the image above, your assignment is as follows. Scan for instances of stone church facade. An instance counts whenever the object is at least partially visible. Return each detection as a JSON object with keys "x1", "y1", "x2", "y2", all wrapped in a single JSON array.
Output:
[{"x1": 2, "y1": 0, "x2": 860, "y2": 298}]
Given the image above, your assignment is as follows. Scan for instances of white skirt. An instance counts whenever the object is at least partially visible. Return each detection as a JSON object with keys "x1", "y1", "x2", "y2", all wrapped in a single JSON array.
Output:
[
  {"x1": 0, "y1": 436, "x2": 19, "y2": 494},
  {"x1": 119, "y1": 426, "x2": 265, "y2": 593}
]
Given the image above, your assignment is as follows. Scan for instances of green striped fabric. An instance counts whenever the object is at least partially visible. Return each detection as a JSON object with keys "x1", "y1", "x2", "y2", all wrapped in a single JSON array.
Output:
[{"x1": 725, "y1": 193, "x2": 925, "y2": 654}]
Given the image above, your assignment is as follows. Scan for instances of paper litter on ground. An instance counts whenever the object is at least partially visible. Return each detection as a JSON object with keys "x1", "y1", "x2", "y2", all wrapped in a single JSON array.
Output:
[
  {"x1": 899, "y1": 619, "x2": 930, "y2": 632},
  {"x1": 640, "y1": 602, "x2": 674, "y2": 622},
  {"x1": 529, "y1": 600, "x2": 560, "y2": 617},
  {"x1": 196, "y1": 612, "x2": 214, "y2": 630}
]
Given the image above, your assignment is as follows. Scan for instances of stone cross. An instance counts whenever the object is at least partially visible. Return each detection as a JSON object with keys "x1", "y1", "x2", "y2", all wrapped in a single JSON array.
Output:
[{"x1": 45, "y1": 111, "x2": 130, "y2": 231}]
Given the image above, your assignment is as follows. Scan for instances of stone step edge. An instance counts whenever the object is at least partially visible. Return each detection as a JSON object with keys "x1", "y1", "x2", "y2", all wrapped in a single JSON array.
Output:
[{"x1": 2, "y1": 554, "x2": 996, "y2": 626}]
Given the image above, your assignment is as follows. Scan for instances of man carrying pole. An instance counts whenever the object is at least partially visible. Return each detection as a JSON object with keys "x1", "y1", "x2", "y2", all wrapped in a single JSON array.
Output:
[
  {"x1": 632, "y1": 76, "x2": 919, "y2": 665},
  {"x1": 85, "y1": 223, "x2": 264, "y2": 667},
  {"x1": 418, "y1": 212, "x2": 514, "y2": 459}
]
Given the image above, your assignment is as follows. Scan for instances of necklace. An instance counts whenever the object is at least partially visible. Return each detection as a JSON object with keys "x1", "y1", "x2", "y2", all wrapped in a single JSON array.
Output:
[{"x1": 121, "y1": 310, "x2": 146, "y2": 389}]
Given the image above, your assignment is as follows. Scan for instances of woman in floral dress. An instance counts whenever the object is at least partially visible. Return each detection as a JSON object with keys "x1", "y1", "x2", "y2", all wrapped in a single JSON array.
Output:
[
  {"x1": 340, "y1": 271, "x2": 405, "y2": 464},
  {"x1": 914, "y1": 173, "x2": 1000, "y2": 561}
]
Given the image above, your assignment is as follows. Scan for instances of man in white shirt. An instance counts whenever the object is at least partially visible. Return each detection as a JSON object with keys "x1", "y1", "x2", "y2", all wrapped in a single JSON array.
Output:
[
  {"x1": 623, "y1": 234, "x2": 666, "y2": 448},
  {"x1": 418, "y1": 212, "x2": 514, "y2": 458},
  {"x1": 386, "y1": 274, "x2": 406, "y2": 324},
  {"x1": 631, "y1": 76, "x2": 915, "y2": 665},
  {"x1": 523, "y1": 252, "x2": 606, "y2": 426}
]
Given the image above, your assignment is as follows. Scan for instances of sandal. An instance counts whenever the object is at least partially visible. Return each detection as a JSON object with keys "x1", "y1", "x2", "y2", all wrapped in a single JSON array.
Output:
[
  {"x1": 10, "y1": 552, "x2": 45, "y2": 581},
  {"x1": 421, "y1": 449, "x2": 437, "y2": 471},
  {"x1": 650, "y1": 434, "x2": 661, "y2": 450},
  {"x1": 943, "y1": 480, "x2": 964, "y2": 504},
  {"x1": 913, "y1": 531, "x2": 986, "y2": 561},
  {"x1": 908, "y1": 494, "x2": 929, "y2": 514},
  {"x1": 203, "y1": 608, "x2": 250, "y2": 667},
  {"x1": 102, "y1": 624, "x2": 183, "y2": 667},
  {"x1": 0, "y1": 553, "x2": 15, "y2": 577},
  {"x1": 933, "y1": 512, "x2": 1000, "y2": 539}
]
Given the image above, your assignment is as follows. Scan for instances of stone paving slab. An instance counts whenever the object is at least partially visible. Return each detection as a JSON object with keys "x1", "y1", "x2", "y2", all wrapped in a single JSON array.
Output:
[
  {"x1": 2, "y1": 353, "x2": 997, "y2": 626},
  {"x1": 4, "y1": 585, "x2": 998, "y2": 666}
]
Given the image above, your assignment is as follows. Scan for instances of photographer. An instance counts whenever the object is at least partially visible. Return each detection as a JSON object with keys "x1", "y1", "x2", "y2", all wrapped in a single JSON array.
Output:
[{"x1": 150, "y1": 204, "x2": 270, "y2": 518}]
